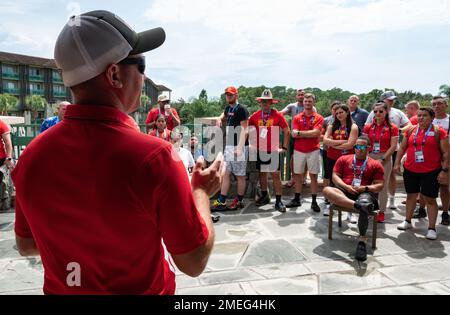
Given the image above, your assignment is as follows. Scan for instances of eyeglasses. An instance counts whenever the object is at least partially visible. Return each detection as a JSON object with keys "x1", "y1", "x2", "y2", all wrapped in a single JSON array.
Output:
[
  {"x1": 354, "y1": 145, "x2": 368, "y2": 150},
  {"x1": 374, "y1": 110, "x2": 385, "y2": 114},
  {"x1": 117, "y1": 56, "x2": 146, "y2": 74}
]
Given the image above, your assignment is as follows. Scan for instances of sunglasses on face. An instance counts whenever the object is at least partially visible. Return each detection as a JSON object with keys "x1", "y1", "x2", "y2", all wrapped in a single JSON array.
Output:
[
  {"x1": 117, "y1": 56, "x2": 146, "y2": 74},
  {"x1": 354, "y1": 145, "x2": 368, "y2": 150}
]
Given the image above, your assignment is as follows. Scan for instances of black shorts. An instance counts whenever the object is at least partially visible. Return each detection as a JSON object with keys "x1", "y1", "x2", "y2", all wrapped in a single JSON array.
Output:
[
  {"x1": 337, "y1": 187, "x2": 380, "y2": 210},
  {"x1": 403, "y1": 168, "x2": 441, "y2": 198},
  {"x1": 322, "y1": 150, "x2": 329, "y2": 179},
  {"x1": 325, "y1": 157, "x2": 337, "y2": 182},
  {"x1": 256, "y1": 151, "x2": 281, "y2": 172}
]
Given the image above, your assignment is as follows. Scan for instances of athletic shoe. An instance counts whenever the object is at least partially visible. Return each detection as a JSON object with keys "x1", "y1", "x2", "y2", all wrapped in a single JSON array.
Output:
[
  {"x1": 255, "y1": 194, "x2": 271, "y2": 207},
  {"x1": 275, "y1": 201, "x2": 287, "y2": 213},
  {"x1": 311, "y1": 201, "x2": 320, "y2": 213},
  {"x1": 426, "y1": 229, "x2": 437, "y2": 240},
  {"x1": 355, "y1": 241, "x2": 367, "y2": 261},
  {"x1": 412, "y1": 207, "x2": 427, "y2": 219},
  {"x1": 377, "y1": 212, "x2": 385, "y2": 223},
  {"x1": 323, "y1": 207, "x2": 330, "y2": 217},
  {"x1": 286, "y1": 199, "x2": 301, "y2": 208},
  {"x1": 227, "y1": 198, "x2": 245, "y2": 210},
  {"x1": 211, "y1": 199, "x2": 227, "y2": 212},
  {"x1": 441, "y1": 212, "x2": 450, "y2": 226},
  {"x1": 397, "y1": 221, "x2": 413, "y2": 230}
]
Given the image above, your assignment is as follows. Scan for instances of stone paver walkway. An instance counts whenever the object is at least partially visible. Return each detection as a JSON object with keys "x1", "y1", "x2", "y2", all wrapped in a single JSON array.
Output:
[{"x1": 1, "y1": 192, "x2": 450, "y2": 295}]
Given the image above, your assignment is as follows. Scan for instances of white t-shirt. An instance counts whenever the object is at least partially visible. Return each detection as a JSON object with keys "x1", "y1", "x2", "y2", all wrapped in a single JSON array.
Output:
[
  {"x1": 434, "y1": 115, "x2": 450, "y2": 142},
  {"x1": 176, "y1": 147, "x2": 195, "y2": 173},
  {"x1": 366, "y1": 107, "x2": 410, "y2": 128}
]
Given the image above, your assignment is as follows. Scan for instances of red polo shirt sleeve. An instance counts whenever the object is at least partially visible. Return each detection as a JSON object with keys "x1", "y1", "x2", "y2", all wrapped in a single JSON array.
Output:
[
  {"x1": 275, "y1": 111, "x2": 289, "y2": 129},
  {"x1": 0, "y1": 120, "x2": 10, "y2": 135},
  {"x1": 133, "y1": 145, "x2": 208, "y2": 255},
  {"x1": 14, "y1": 197, "x2": 33, "y2": 238},
  {"x1": 145, "y1": 109, "x2": 157, "y2": 125}
]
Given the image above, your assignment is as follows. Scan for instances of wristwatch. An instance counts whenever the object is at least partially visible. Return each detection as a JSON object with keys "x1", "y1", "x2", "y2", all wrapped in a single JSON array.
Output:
[{"x1": 365, "y1": 186, "x2": 369, "y2": 192}]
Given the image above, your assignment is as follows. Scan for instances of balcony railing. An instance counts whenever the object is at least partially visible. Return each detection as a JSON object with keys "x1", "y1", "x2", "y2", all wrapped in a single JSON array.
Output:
[
  {"x1": 2, "y1": 72, "x2": 19, "y2": 80},
  {"x1": 2, "y1": 87, "x2": 20, "y2": 94},
  {"x1": 53, "y1": 91, "x2": 67, "y2": 97},
  {"x1": 29, "y1": 74, "x2": 44, "y2": 81},
  {"x1": 52, "y1": 76, "x2": 63, "y2": 83},
  {"x1": 30, "y1": 89, "x2": 45, "y2": 96}
]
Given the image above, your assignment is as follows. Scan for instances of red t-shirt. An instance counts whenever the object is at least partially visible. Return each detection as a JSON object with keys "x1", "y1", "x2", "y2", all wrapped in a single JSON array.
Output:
[
  {"x1": 363, "y1": 123, "x2": 399, "y2": 153},
  {"x1": 0, "y1": 120, "x2": 11, "y2": 159},
  {"x1": 248, "y1": 109, "x2": 289, "y2": 152},
  {"x1": 12, "y1": 105, "x2": 208, "y2": 295},
  {"x1": 410, "y1": 115, "x2": 418, "y2": 125},
  {"x1": 333, "y1": 155, "x2": 384, "y2": 186},
  {"x1": 145, "y1": 107, "x2": 180, "y2": 131},
  {"x1": 327, "y1": 125, "x2": 355, "y2": 161},
  {"x1": 149, "y1": 129, "x2": 172, "y2": 142},
  {"x1": 292, "y1": 112, "x2": 324, "y2": 153},
  {"x1": 404, "y1": 125, "x2": 447, "y2": 173}
]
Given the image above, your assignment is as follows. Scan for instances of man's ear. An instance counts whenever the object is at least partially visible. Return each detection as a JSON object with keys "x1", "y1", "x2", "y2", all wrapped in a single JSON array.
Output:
[{"x1": 105, "y1": 64, "x2": 123, "y2": 89}]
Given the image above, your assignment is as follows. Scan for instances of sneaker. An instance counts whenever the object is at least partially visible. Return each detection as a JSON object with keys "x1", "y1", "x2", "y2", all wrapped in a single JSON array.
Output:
[
  {"x1": 211, "y1": 199, "x2": 227, "y2": 212},
  {"x1": 397, "y1": 221, "x2": 413, "y2": 231},
  {"x1": 275, "y1": 201, "x2": 287, "y2": 213},
  {"x1": 355, "y1": 241, "x2": 367, "y2": 262},
  {"x1": 441, "y1": 212, "x2": 450, "y2": 226},
  {"x1": 412, "y1": 207, "x2": 427, "y2": 219},
  {"x1": 323, "y1": 207, "x2": 330, "y2": 217},
  {"x1": 311, "y1": 201, "x2": 320, "y2": 213},
  {"x1": 227, "y1": 198, "x2": 245, "y2": 210},
  {"x1": 286, "y1": 198, "x2": 301, "y2": 208},
  {"x1": 255, "y1": 194, "x2": 271, "y2": 207},
  {"x1": 426, "y1": 229, "x2": 437, "y2": 240},
  {"x1": 377, "y1": 212, "x2": 385, "y2": 223},
  {"x1": 347, "y1": 213, "x2": 358, "y2": 224},
  {"x1": 324, "y1": 198, "x2": 331, "y2": 205},
  {"x1": 389, "y1": 197, "x2": 397, "y2": 210},
  {"x1": 211, "y1": 214, "x2": 220, "y2": 223}
]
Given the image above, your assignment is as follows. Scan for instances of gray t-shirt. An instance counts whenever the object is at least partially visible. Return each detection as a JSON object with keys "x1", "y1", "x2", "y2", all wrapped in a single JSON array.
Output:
[{"x1": 282, "y1": 102, "x2": 304, "y2": 118}]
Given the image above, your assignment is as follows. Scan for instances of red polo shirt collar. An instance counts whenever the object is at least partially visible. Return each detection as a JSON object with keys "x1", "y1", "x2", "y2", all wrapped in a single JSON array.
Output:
[{"x1": 64, "y1": 104, "x2": 131, "y2": 125}]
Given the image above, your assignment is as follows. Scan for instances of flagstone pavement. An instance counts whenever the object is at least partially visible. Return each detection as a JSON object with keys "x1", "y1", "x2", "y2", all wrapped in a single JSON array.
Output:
[{"x1": 1, "y1": 192, "x2": 450, "y2": 295}]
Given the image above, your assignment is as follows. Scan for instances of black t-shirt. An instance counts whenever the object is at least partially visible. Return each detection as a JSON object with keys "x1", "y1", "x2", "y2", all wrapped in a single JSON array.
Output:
[{"x1": 224, "y1": 103, "x2": 249, "y2": 146}]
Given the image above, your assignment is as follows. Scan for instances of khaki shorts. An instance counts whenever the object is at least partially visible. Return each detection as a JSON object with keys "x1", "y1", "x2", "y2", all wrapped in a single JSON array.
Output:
[{"x1": 293, "y1": 150, "x2": 321, "y2": 175}]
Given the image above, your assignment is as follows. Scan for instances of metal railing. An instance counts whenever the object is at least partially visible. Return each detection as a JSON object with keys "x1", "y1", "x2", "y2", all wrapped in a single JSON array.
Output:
[{"x1": 2, "y1": 72, "x2": 19, "y2": 80}]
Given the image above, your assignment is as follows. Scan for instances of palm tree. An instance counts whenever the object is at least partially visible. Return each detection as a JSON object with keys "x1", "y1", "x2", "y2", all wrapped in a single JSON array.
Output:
[
  {"x1": 0, "y1": 94, "x2": 19, "y2": 115},
  {"x1": 439, "y1": 85, "x2": 450, "y2": 97},
  {"x1": 25, "y1": 95, "x2": 48, "y2": 122}
]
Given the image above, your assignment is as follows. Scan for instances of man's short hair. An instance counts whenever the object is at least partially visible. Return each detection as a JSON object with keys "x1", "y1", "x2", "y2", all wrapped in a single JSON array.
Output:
[
  {"x1": 304, "y1": 93, "x2": 316, "y2": 101},
  {"x1": 406, "y1": 100, "x2": 420, "y2": 109},
  {"x1": 357, "y1": 135, "x2": 370, "y2": 146},
  {"x1": 433, "y1": 96, "x2": 448, "y2": 105}
]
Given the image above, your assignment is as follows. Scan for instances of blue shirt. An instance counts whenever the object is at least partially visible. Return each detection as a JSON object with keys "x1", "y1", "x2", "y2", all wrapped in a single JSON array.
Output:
[
  {"x1": 351, "y1": 107, "x2": 369, "y2": 134},
  {"x1": 40, "y1": 116, "x2": 61, "y2": 133}
]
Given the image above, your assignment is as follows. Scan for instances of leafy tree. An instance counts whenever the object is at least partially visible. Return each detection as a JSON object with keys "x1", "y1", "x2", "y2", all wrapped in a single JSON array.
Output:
[
  {"x1": 25, "y1": 95, "x2": 48, "y2": 122},
  {"x1": 140, "y1": 94, "x2": 151, "y2": 112},
  {"x1": 440, "y1": 84, "x2": 450, "y2": 97},
  {"x1": 0, "y1": 94, "x2": 19, "y2": 115}
]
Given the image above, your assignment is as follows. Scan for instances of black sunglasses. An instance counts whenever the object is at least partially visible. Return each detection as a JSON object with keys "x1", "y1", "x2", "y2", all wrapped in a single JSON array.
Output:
[{"x1": 118, "y1": 56, "x2": 146, "y2": 74}]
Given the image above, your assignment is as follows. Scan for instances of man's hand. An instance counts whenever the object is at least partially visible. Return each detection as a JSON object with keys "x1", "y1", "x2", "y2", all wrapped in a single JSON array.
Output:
[
  {"x1": 191, "y1": 153, "x2": 224, "y2": 197},
  {"x1": 234, "y1": 147, "x2": 242, "y2": 157},
  {"x1": 277, "y1": 147, "x2": 286, "y2": 154},
  {"x1": 216, "y1": 118, "x2": 223, "y2": 128},
  {"x1": 5, "y1": 159, "x2": 14, "y2": 171},
  {"x1": 393, "y1": 163, "x2": 401, "y2": 174},
  {"x1": 354, "y1": 186, "x2": 367, "y2": 194},
  {"x1": 344, "y1": 184, "x2": 358, "y2": 195},
  {"x1": 438, "y1": 171, "x2": 449, "y2": 185}
]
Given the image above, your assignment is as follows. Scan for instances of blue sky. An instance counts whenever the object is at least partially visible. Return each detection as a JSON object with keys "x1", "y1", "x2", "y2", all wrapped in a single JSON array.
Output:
[{"x1": 1, "y1": 0, "x2": 449, "y2": 101}]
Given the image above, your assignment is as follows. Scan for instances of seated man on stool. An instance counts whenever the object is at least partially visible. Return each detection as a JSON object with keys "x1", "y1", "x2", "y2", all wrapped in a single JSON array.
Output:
[{"x1": 323, "y1": 135, "x2": 384, "y2": 261}]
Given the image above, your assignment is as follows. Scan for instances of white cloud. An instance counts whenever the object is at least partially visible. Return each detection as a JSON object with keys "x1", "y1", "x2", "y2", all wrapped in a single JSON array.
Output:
[{"x1": 144, "y1": 0, "x2": 450, "y2": 99}]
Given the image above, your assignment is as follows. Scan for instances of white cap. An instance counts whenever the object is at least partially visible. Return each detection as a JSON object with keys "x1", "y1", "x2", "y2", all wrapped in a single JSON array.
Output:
[
  {"x1": 158, "y1": 94, "x2": 170, "y2": 102},
  {"x1": 54, "y1": 10, "x2": 165, "y2": 87}
]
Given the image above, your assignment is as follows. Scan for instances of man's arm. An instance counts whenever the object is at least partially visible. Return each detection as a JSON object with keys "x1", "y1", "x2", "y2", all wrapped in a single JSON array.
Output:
[
  {"x1": 332, "y1": 172, "x2": 358, "y2": 195},
  {"x1": 438, "y1": 137, "x2": 450, "y2": 185},
  {"x1": 171, "y1": 154, "x2": 223, "y2": 277},
  {"x1": 292, "y1": 129, "x2": 321, "y2": 139},
  {"x1": 216, "y1": 112, "x2": 226, "y2": 128},
  {"x1": 394, "y1": 136, "x2": 409, "y2": 173},
  {"x1": 237, "y1": 120, "x2": 248, "y2": 152},
  {"x1": 16, "y1": 235, "x2": 39, "y2": 257},
  {"x1": 365, "y1": 179, "x2": 384, "y2": 194},
  {"x1": 170, "y1": 109, "x2": 181, "y2": 127}
]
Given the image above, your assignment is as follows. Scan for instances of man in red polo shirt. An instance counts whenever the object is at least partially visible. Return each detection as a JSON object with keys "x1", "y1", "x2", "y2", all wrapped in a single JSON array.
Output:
[
  {"x1": 323, "y1": 136, "x2": 384, "y2": 261},
  {"x1": 145, "y1": 94, "x2": 180, "y2": 132},
  {"x1": 287, "y1": 93, "x2": 324, "y2": 212},
  {"x1": 12, "y1": 10, "x2": 223, "y2": 295}
]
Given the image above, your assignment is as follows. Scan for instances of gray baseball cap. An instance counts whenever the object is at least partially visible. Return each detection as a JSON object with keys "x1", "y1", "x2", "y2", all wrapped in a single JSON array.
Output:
[
  {"x1": 54, "y1": 10, "x2": 166, "y2": 87},
  {"x1": 380, "y1": 91, "x2": 397, "y2": 101}
]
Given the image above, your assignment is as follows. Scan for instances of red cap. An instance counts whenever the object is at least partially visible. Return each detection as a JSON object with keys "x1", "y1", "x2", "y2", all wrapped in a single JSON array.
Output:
[{"x1": 225, "y1": 86, "x2": 238, "y2": 95}]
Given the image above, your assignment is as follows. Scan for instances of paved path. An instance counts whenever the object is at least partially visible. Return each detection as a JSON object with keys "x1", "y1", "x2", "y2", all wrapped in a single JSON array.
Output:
[{"x1": 1, "y1": 192, "x2": 450, "y2": 295}]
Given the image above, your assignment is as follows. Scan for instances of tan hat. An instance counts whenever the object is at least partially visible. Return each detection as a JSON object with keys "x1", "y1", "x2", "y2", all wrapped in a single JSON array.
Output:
[
  {"x1": 256, "y1": 89, "x2": 279, "y2": 104},
  {"x1": 158, "y1": 94, "x2": 170, "y2": 102}
]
